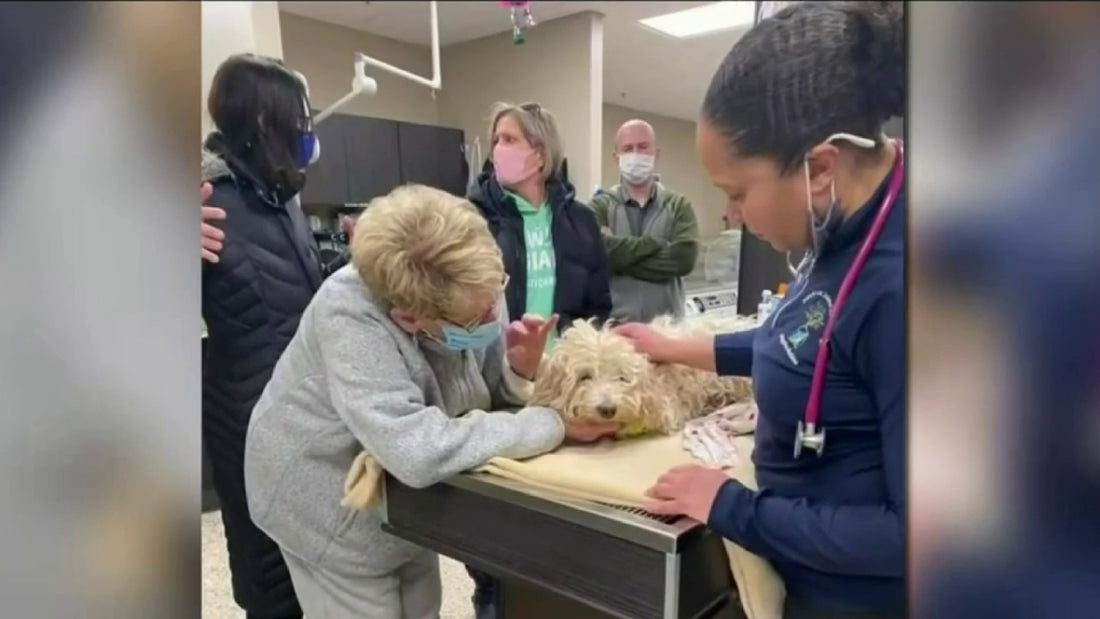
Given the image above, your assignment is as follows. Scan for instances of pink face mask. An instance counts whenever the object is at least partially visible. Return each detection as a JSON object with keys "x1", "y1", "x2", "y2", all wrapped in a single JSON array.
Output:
[{"x1": 493, "y1": 144, "x2": 539, "y2": 187}]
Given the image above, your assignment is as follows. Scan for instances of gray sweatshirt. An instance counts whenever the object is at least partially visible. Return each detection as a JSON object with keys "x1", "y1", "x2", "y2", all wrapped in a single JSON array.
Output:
[{"x1": 244, "y1": 265, "x2": 565, "y2": 575}]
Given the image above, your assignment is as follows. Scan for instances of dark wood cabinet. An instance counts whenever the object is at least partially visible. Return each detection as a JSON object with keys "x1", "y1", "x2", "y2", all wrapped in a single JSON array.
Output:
[
  {"x1": 396, "y1": 122, "x2": 468, "y2": 198},
  {"x1": 300, "y1": 112, "x2": 466, "y2": 207},
  {"x1": 344, "y1": 115, "x2": 402, "y2": 204},
  {"x1": 300, "y1": 111, "x2": 351, "y2": 206}
]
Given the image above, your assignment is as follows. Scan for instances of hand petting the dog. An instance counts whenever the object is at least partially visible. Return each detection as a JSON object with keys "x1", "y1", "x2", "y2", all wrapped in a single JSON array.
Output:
[
  {"x1": 644, "y1": 465, "x2": 731, "y2": 524},
  {"x1": 506, "y1": 313, "x2": 560, "y2": 380},
  {"x1": 612, "y1": 322, "x2": 677, "y2": 363}
]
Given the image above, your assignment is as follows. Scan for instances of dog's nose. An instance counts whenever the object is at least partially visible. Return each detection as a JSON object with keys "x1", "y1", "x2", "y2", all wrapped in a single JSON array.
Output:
[{"x1": 596, "y1": 404, "x2": 617, "y2": 419}]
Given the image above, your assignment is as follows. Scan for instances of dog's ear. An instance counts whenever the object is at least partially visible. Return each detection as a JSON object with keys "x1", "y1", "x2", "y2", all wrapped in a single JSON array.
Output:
[{"x1": 530, "y1": 351, "x2": 569, "y2": 408}]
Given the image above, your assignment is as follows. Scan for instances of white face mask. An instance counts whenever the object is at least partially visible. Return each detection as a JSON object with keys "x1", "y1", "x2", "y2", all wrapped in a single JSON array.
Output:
[{"x1": 618, "y1": 152, "x2": 656, "y2": 186}]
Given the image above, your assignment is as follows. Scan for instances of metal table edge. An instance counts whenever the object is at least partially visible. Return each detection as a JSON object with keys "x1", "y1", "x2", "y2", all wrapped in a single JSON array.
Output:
[{"x1": 392, "y1": 472, "x2": 704, "y2": 554}]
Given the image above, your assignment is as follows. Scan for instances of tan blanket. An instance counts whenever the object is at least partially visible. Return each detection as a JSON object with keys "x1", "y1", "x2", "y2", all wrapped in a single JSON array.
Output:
[{"x1": 344, "y1": 433, "x2": 785, "y2": 618}]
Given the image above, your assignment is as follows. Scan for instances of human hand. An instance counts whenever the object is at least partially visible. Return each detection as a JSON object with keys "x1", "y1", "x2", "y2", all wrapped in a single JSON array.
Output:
[
  {"x1": 600, "y1": 226, "x2": 613, "y2": 237},
  {"x1": 563, "y1": 420, "x2": 622, "y2": 444},
  {"x1": 506, "y1": 313, "x2": 560, "y2": 380},
  {"x1": 201, "y1": 182, "x2": 227, "y2": 263},
  {"x1": 340, "y1": 214, "x2": 356, "y2": 245},
  {"x1": 644, "y1": 465, "x2": 730, "y2": 523},
  {"x1": 612, "y1": 322, "x2": 677, "y2": 363}
]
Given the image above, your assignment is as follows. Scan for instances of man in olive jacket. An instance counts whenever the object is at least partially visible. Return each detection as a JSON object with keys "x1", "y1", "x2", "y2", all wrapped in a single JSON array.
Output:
[{"x1": 590, "y1": 119, "x2": 700, "y2": 323}]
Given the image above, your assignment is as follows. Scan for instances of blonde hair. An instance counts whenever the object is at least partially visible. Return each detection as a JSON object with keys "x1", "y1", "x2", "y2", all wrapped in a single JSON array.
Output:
[
  {"x1": 351, "y1": 184, "x2": 505, "y2": 320},
  {"x1": 488, "y1": 101, "x2": 564, "y2": 181}
]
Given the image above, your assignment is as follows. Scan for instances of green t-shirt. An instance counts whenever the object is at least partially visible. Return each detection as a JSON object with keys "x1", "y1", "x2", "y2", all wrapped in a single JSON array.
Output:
[{"x1": 508, "y1": 191, "x2": 557, "y2": 351}]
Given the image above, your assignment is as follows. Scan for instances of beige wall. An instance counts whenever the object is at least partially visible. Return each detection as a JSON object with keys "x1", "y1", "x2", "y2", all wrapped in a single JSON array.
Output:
[
  {"x1": 201, "y1": 1, "x2": 285, "y2": 135},
  {"x1": 251, "y1": 2, "x2": 285, "y2": 61},
  {"x1": 280, "y1": 13, "x2": 441, "y2": 125},
  {"x1": 601, "y1": 103, "x2": 729, "y2": 240},
  {"x1": 276, "y1": 12, "x2": 606, "y2": 194},
  {"x1": 437, "y1": 12, "x2": 604, "y2": 198}
]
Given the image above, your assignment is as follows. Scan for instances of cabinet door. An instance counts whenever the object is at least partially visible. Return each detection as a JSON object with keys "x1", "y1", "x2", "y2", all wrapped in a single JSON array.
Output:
[
  {"x1": 300, "y1": 112, "x2": 350, "y2": 206},
  {"x1": 344, "y1": 115, "x2": 402, "y2": 204},
  {"x1": 397, "y1": 122, "x2": 467, "y2": 197}
]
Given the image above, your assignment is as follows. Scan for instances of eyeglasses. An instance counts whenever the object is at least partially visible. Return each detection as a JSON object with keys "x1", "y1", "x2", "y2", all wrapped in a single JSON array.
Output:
[{"x1": 448, "y1": 274, "x2": 511, "y2": 331}]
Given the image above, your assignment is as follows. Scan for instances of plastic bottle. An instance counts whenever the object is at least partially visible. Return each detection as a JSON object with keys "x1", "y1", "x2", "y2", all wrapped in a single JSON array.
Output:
[
  {"x1": 758, "y1": 289, "x2": 774, "y2": 323},
  {"x1": 768, "y1": 283, "x2": 786, "y2": 317},
  {"x1": 767, "y1": 294, "x2": 782, "y2": 318}
]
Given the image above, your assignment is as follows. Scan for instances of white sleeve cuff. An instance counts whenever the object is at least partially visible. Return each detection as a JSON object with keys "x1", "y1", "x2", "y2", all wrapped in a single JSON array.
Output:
[{"x1": 503, "y1": 364, "x2": 534, "y2": 403}]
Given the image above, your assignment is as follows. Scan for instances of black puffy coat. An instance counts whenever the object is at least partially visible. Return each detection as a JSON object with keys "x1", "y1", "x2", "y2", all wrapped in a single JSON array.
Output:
[
  {"x1": 201, "y1": 145, "x2": 344, "y2": 617},
  {"x1": 468, "y1": 159, "x2": 612, "y2": 329}
]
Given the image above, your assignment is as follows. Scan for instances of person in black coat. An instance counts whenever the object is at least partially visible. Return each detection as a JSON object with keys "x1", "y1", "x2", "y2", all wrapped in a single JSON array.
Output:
[
  {"x1": 201, "y1": 54, "x2": 345, "y2": 619},
  {"x1": 463, "y1": 102, "x2": 613, "y2": 619},
  {"x1": 468, "y1": 102, "x2": 612, "y2": 337}
]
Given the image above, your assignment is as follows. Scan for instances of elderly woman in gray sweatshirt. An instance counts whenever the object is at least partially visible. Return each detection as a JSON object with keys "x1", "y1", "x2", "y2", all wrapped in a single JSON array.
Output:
[{"x1": 243, "y1": 184, "x2": 619, "y2": 619}]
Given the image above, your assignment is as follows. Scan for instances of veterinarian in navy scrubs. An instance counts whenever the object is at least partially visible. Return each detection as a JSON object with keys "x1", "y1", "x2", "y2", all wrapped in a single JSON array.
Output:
[{"x1": 615, "y1": 3, "x2": 905, "y2": 618}]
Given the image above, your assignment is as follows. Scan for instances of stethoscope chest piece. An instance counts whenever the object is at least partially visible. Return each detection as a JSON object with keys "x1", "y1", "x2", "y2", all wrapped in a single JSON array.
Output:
[{"x1": 793, "y1": 421, "x2": 826, "y2": 459}]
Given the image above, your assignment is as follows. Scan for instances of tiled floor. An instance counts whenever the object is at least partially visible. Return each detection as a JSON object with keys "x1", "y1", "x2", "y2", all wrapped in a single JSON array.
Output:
[{"x1": 202, "y1": 511, "x2": 474, "y2": 619}]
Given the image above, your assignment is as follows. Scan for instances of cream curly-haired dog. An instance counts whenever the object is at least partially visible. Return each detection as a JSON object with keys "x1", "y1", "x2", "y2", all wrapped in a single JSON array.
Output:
[{"x1": 530, "y1": 315, "x2": 756, "y2": 438}]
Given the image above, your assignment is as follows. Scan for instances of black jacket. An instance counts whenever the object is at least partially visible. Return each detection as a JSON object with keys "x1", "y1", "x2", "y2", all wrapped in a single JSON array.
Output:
[
  {"x1": 201, "y1": 146, "x2": 348, "y2": 413},
  {"x1": 200, "y1": 144, "x2": 344, "y2": 616},
  {"x1": 468, "y1": 159, "x2": 612, "y2": 329}
]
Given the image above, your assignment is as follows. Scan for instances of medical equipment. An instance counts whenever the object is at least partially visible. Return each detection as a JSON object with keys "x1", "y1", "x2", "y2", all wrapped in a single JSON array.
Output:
[
  {"x1": 313, "y1": 59, "x2": 378, "y2": 125},
  {"x1": 500, "y1": 1, "x2": 537, "y2": 45},
  {"x1": 683, "y1": 402, "x2": 758, "y2": 469},
  {"x1": 684, "y1": 286, "x2": 740, "y2": 320},
  {"x1": 794, "y1": 140, "x2": 905, "y2": 459},
  {"x1": 756, "y1": 289, "x2": 775, "y2": 323},
  {"x1": 315, "y1": 1, "x2": 442, "y2": 124}
]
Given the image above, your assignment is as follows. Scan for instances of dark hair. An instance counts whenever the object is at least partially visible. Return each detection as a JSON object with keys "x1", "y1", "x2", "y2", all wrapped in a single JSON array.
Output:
[
  {"x1": 206, "y1": 53, "x2": 310, "y2": 196},
  {"x1": 702, "y1": 1, "x2": 904, "y2": 173}
]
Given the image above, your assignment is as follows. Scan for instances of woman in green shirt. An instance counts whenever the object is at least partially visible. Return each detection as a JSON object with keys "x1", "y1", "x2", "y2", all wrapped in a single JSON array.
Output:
[
  {"x1": 465, "y1": 101, "x2": 614, "y2": 618},
  {"x1": 468, "y1": 102, "x2": 612, "y2": 352}
]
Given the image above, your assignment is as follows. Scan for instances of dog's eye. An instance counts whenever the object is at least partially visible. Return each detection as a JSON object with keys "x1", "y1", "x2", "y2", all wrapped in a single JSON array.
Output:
[
  {"x1": 617, "y1": 375, "x2": 629, "y2": 384},
  {"x1": 578, "y1": 371, "x2": 592, "y2": 382}
]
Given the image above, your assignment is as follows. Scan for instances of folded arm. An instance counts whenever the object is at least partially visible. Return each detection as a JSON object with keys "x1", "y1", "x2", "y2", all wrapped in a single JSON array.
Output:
[
  {"x1": 589, "y1": 194, "x2": 664, "y2": 273},
  {"x1": 622, "y1": 195, "x2": 700, "y2": 283},
  {"x1": 318, "y1": 304, "x2": 564, "y2": 489}
]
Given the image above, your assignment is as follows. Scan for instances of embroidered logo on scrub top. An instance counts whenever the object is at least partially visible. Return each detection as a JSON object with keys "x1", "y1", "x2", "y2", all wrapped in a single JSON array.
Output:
[{"x1": 781, "y1": 291, "x2": 833, "y2": 365}]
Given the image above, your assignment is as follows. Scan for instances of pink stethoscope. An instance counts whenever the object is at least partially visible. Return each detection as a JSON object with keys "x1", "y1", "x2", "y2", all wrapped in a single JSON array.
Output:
[{"x1": 794, "y1": 139, "x2": 905, "y2": 458}]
